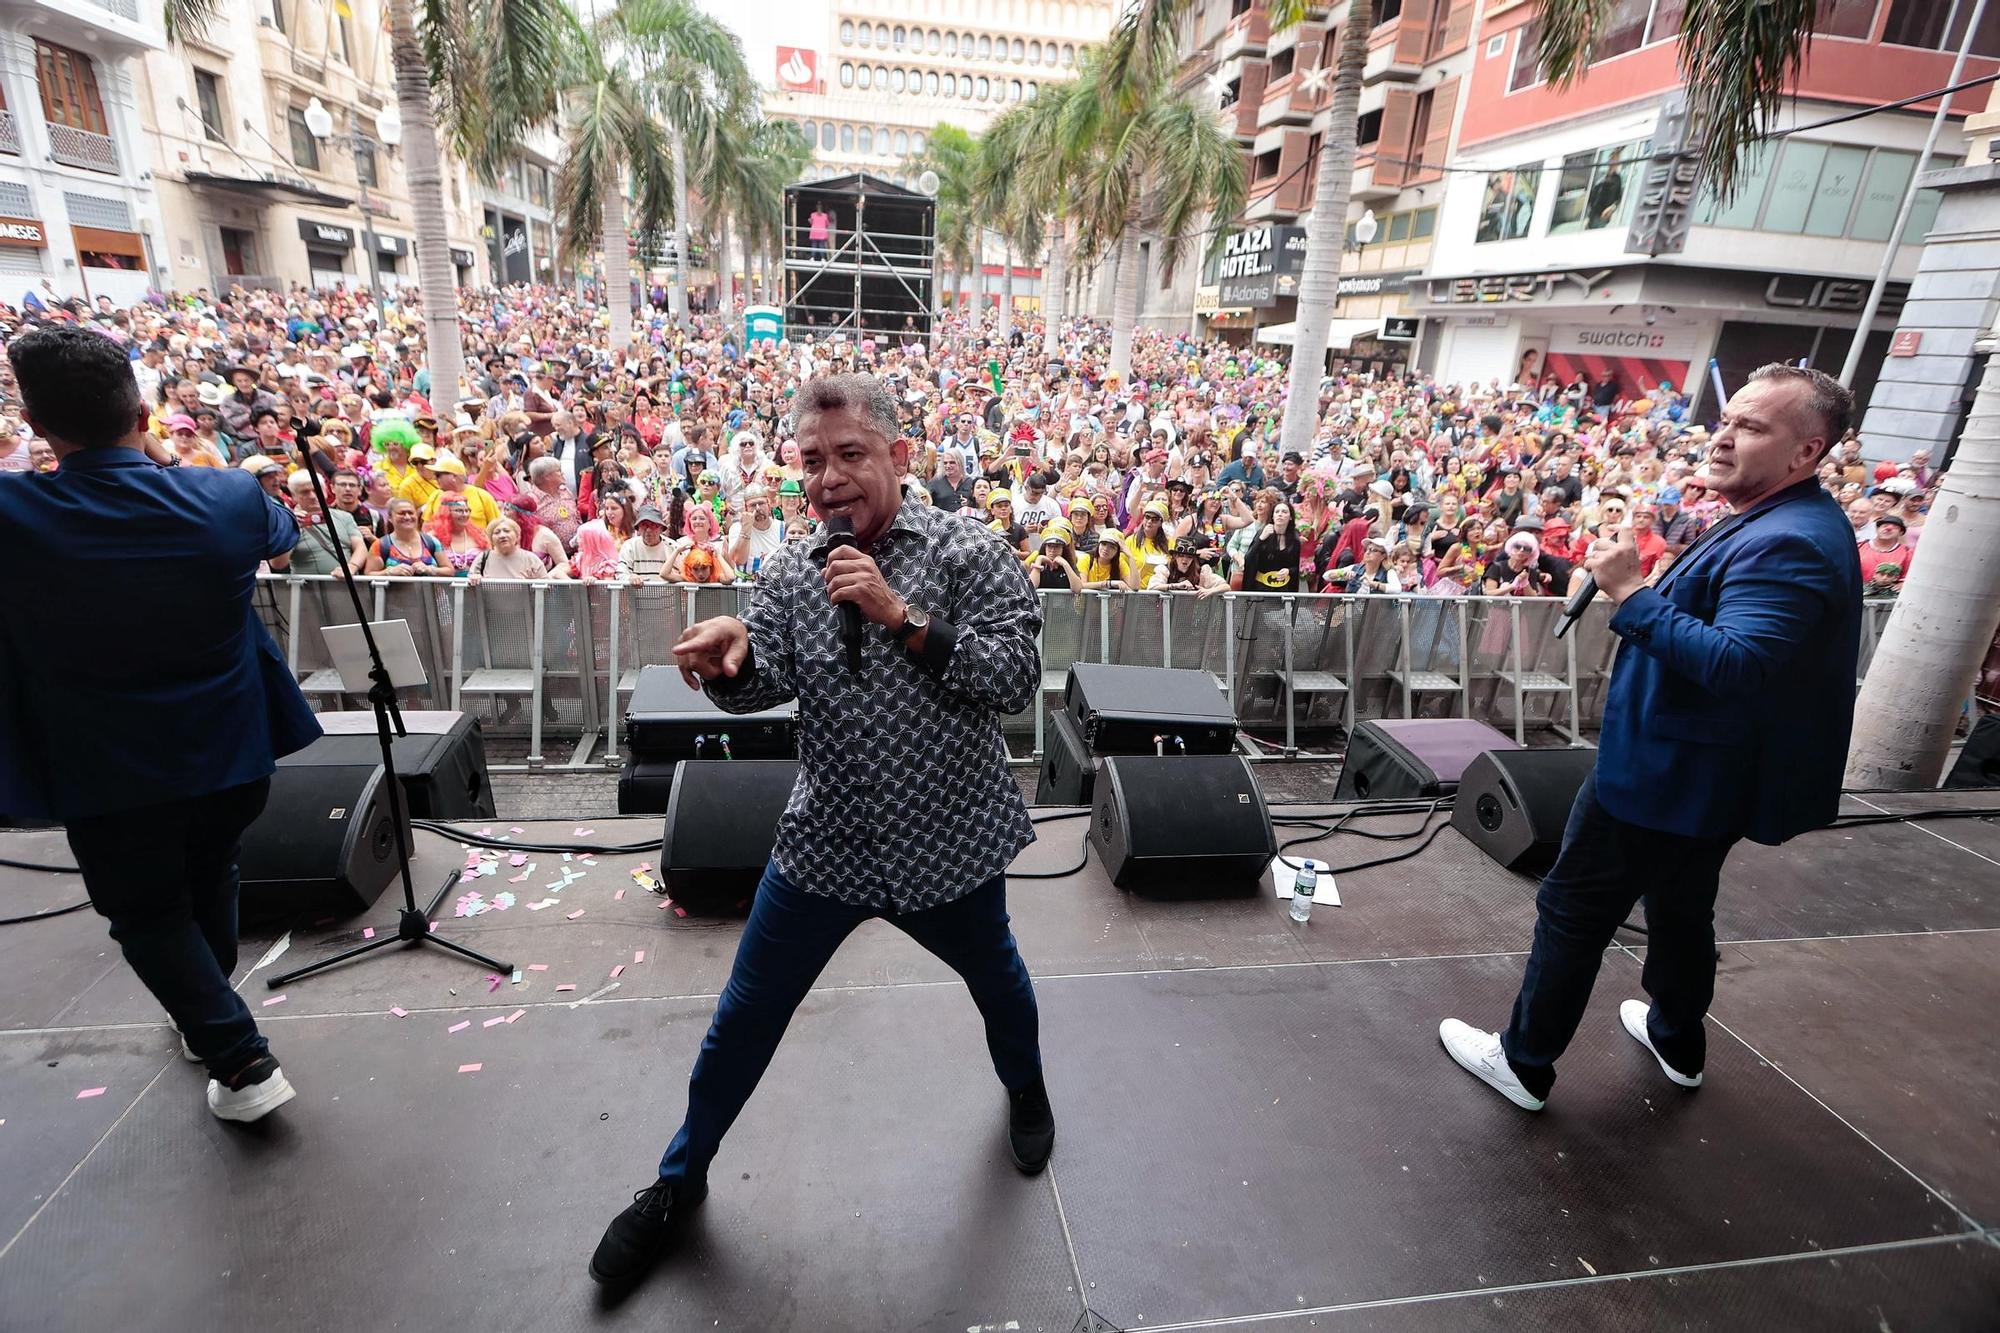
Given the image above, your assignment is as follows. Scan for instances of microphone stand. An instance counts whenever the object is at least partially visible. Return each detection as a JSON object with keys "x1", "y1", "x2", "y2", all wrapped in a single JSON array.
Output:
[{"x1": 267, "y1": 422, "x2": 511, "y2": 989}]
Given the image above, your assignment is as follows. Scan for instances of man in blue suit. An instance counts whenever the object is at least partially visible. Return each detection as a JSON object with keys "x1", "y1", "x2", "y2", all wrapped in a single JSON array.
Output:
[
  {"x1": 1441, "y1": 364, "x2": 1862, "y2": 1110},
  {"x1": 0, "y1": 325, "x2": 321, "y2": 1123}
]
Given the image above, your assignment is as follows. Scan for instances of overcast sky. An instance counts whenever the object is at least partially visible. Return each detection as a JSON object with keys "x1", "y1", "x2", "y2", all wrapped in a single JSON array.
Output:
[{"x1": 694, "y1": 0, "x2": 830, "y2": 91}]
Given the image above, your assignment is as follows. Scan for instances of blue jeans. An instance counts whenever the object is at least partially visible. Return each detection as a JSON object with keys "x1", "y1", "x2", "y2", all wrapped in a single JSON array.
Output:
[
  {"x1": 658, "y1": 860, "x2": 1042, "y2": 1186},
  {"x1": 1500, "y1": 772, "x2": 1737, "y2": 1100},
  {"x1": 64, "y1": 778, "x2": 273, "y2": 1080}
]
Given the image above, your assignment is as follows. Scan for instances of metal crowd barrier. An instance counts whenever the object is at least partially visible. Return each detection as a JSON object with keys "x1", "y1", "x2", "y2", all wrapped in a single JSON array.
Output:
[{"x1": 253, "y1": 575, "x2": 1904, "y2": 771}]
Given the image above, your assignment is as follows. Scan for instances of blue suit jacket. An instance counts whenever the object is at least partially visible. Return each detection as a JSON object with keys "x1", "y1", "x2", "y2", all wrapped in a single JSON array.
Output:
[
  {"x1": 1598, "y1": 478, "x2": 1861, "y2": 846},
  {"x1": 0, "y1": 449, "x2": 321, "y2": 819}
]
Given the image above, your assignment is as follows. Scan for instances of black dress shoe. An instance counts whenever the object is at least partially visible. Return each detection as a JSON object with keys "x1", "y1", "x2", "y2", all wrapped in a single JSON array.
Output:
[
  {"x1": 589, "y1": 1178, "x2": 707, "y2": 1286},
  {"x1": 1007, "y1": 1078, "x2": 1056, "y2": 1175}
]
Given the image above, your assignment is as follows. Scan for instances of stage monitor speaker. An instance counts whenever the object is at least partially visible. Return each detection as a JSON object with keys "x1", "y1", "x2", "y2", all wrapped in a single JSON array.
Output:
[
  {"x1": 289, "y1": 710, "x2": 494, "y2": 819},
  {"x1": 1090, "y1": 755, "x2": 1275, "y2": 896},
  {"x1": 626, "y1": 665, "x2": 796, "y2": 761},
  {"x1": 1035, "y1": 710, "x2": 1103, "y2": 806},
  {"x1": 1335, "y1": 719, "x2": 1521, "y2": 802},
  {"x1": 618, "y1": 757, "x2": 678, "y2": 815},
  {"x1": 240, "y1": 762, "x2": 405, "y2": 926},
  {"x1": 661, "y1": 760, "x2": 800, "y2": 911},
  {"x1": 1451, "y1": 748, "x2": 1597, "y2": 874},
  {"x1": 1944, "y1": 714, "x2": 2000, "y2": 789},
  {"x1": 1064, "y1": 663, "x2": 1237, "y2": 755}
]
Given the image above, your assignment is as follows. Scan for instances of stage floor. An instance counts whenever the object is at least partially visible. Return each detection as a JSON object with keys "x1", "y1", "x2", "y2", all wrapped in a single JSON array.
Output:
[{"x1": 1, "y1": 790, "x2": 1996, "y2": 1332}]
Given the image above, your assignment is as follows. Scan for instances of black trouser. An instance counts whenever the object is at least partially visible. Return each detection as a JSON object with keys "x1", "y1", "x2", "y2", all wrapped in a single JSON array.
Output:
[
  {"x1": 64, "y1": 779, "x2": 273, "y2": 1080},
  {"x1": 1500, "y1": 771, "x2": 1737, "y2": 1100}
]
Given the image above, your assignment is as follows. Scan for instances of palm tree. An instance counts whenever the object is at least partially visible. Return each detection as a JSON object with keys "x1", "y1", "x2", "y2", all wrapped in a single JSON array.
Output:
[
  {"x1": 905, "y1": 124, "x2": 980, "y2": 316},
  {"x1": 545, "y1": 7, "x2": 675, "y2": 357},
  {"x1": 698, "y1": 114, "x2": 808, "y2": 320},
  {"x1": 991, "y1": 79, "x2": 1089, "y2": 358},
  {"x1": 163, "y1": 0, "x2": 562, "y2": 405},
  {"x1": 603, "y1": 0, "x2": 753, "y2": 329},
  {"x1": 974, "y1": 111, "x2": 1038, "y2": 344},
  {"x1": 1067, "y1": 22, "x2": 1245, "y2": 382}
]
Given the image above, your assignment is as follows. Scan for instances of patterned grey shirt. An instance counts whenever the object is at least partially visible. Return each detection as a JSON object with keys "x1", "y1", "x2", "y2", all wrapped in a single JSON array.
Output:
[{"x1": 705, "y1": 495, "x2": 1041, "y2": 911}]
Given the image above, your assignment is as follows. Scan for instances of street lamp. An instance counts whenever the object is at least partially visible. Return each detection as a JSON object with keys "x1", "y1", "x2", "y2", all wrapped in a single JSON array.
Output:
[{"x1": 304, "y1": 96, "x2": 402, "y2": 325}]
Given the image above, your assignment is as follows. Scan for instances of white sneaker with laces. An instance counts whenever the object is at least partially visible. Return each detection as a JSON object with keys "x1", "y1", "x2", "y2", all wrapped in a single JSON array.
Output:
[
  {"x1": 1620, "y1": 1000, "x2": 1703, "y2": 1088},
  {"x1": 175, "y1": 1028, "x2": 200, "y2": 1063},
  {"x1": 207, "y1": 1065, "x2": 297, "y2": 1123},
  {"x1": 1439, "y1": 1019, "x2": 1546, "y2": 1111}
]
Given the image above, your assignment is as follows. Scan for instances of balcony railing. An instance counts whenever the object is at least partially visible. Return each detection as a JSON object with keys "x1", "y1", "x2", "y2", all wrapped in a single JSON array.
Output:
[
  {"x1": 86, "y1": 0, "x2": 142, "y2": 19},
  {"x1": 48, "y1": 123, "x2": 120, "y2": 174},
  {"x1": 0, "y1": 111, "x2": 18, "y2": 157}
]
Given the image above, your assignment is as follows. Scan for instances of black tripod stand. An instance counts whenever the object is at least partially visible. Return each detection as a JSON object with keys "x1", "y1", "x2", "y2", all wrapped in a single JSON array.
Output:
[{"x1": 267, "y1": 421, "x2": 510, "y2": 989}]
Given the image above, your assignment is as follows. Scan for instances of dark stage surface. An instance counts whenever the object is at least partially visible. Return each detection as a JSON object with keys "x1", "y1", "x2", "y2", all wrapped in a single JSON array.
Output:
[{"x1": 1, "y1": 789, "x2": 1996, "y2": 1332}]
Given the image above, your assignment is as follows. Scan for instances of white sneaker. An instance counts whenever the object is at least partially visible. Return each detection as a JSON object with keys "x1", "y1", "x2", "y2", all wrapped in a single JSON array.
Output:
[
  {"x1": 207, "y1": 1062, "x2": 297, "y2": 1123},
  {"x1": 1439, "y1": 1019, "x2": 1546, "y2": 1111},
  {"x1": 174, "y1": 1028, "x2": 201, "y2": 1063},
  {"x1": 1620, "y1": 1000, "x2": 1703, "y2": 1088}
]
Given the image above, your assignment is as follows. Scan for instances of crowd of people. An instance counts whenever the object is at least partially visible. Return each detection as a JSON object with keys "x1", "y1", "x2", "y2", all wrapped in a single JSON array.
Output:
[{"x1": 0, "y1": 280, "x2": 1948, "y2": 610}]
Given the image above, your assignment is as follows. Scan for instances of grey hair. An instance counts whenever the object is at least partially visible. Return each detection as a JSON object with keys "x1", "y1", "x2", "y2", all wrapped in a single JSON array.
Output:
[
  {"x1": 740, "y1": 483, "x2": 770, "y2": 503},
  {"x1": 527, "y1": 455, "x2": 564, "y2": 482},
  {"x1": 789, "y1": 373, "x2": 900, "y2": 446},
  {"x1": 1746, "y1": 363, "x2": 1854, "y2": 452}
]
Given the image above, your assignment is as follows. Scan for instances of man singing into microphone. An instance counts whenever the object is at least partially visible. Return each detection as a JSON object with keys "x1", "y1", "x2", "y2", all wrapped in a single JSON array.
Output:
[
  {"x1": 1439, "y1": 364, "x2": 1861, "y2": 1111},
  {"x1": 590, "y1": 373, "x2": 1052, "y2": 1286}
]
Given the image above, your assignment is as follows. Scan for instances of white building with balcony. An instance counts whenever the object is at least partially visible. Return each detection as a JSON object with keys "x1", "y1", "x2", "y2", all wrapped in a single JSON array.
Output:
[{"x1": 0, "y1": 0, "x2": 167, "y2": 305}]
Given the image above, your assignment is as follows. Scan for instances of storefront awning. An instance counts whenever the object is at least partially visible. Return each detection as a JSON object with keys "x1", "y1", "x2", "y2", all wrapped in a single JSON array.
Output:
[
  {"x1": 185, "y1": 171, "x2": 351, "y2": 210},
  {"x1": 1254, "y1": 318, "x2": 1380, "y2": 349}
]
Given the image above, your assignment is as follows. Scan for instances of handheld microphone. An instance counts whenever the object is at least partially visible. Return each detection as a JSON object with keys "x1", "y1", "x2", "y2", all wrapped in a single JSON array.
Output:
[
  {"x1": 1553, "y1": 573, "x2": 1596, "y2": 640},
  {"x1": 822, "y1": 515, "x2": 865, "y2": 673}
]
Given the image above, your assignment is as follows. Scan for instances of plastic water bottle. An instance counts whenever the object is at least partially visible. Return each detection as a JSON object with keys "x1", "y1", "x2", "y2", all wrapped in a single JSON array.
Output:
[{"x1": 1289, "y1": 859, "x2": 1316, "y2": 923}]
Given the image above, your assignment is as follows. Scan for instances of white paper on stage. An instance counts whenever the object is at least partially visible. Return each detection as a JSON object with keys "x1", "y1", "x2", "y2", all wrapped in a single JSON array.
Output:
[{"x1": 322, "y1": 620, "x2": 428, "y2": 692}]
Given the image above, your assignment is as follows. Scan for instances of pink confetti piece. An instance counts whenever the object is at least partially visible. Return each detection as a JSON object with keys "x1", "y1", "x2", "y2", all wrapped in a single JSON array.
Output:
[
  {"x1": 389, "y1": 1007, "x2": 409, "y2": 1018},
  {"x1": 554, "y1": 984, "x2": 576, "y2": 993},
  {"x1": 505, "y1": 1009, "x2": 525, "y2": 1024},
  {"x1": 637, "y1": 861, "x2": 653, "y2": 871},
  {"x1": 614, "y1": 889, "x2": 626, "y2": 901},
  {"x1": 574, "y1": 827, "x2": 594, "y2": 837},
  {"x1": 658, "y1": 899, "x2": 673, "y2": 910},
  {"x1": 527, "y1": 963, "x2": 549, "y2": 972},
  {"x1": 76, "y1": 1087, "x2": 107, "y2": 1100},
  {"x1": 262, "y1": 994, "x2": 287, "y2": 1007},
  {"x1": 458, "y1": 1063, "x2": 482, "y2": 1074},
  {"x1": 482, "y1": 1016, "x2": 507, "y2": 1028},
  {"x1": 485, "y1": 975, "x2": 502, "y2": 993},
  {"x1": 448, "y1": 1020, "x2": 471, "y2": 1034},
  {"x1": 566, "y1": 909, "x2": 585, "y2": 920},
  {"x1": 634, "y1": 950, "x2": 646, "y2": 964},
  {"x1": 429, "y1": 921, "x2": 438, "y2": 932},
  {"x1": 478, "y1": 827, "x2": 494, "y2": 837},
  {"x1": 509, "y1": 853, "x2": 528, "y2": 867},
  {"x1": 609, "y1": 964, "x2": 625, "y2": 979},
  {"x1": 362, "y1": 927, "x2": 376, "y2": 940},
  {"x1": 509, "y1": 872, "x2": 529, "y2": 883},
  {"x1": 673, "y1": 905, "x2": 688, "y2": 917},
  {"x1": 510, "y1": 826, "x2": 524, "y2": 833}
]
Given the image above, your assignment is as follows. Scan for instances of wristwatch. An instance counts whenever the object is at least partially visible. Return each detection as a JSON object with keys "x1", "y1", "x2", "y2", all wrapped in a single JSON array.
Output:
[{"x1": 890, "y1": 601, "x2": 930, "y2": 642}]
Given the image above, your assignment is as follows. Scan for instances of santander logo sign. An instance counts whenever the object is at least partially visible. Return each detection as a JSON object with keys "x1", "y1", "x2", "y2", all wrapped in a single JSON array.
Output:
[{"x1": 776, "y1": 47, "x2": 817, "y2": 92}]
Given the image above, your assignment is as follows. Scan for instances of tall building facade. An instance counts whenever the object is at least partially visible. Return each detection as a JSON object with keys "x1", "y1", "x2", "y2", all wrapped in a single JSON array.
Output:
[
  {"x1": 760, "y1": 0, "x2": 1116, "y2": 311},
  {"x1": 1415, "y1": 1, "x2": 1997, "y2": 416},
  {"x1": 0, "y1": 0, "x2": 168, "y2": 305},
  {"x1": 132, "y1": 0, "x2": 486, "y2": 297}
]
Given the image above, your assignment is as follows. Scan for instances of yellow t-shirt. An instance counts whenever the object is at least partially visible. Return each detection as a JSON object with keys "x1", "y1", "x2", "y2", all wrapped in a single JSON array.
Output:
[
  {"x1": 421, "y1": 483, "x2": 501, "y2": 529},
  {"x1": 396, "y1": 470, "x2": 440, "y2": 513}
]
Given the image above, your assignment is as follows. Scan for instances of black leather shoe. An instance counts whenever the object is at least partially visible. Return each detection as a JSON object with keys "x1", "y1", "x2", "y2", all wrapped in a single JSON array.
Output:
[
  {"x1": 1007, "y1": 1078, "x2": 1056, "y2": 1175},
  {"x1": 589, "y1": 1178, "x2": 706, "y2": 1286}
]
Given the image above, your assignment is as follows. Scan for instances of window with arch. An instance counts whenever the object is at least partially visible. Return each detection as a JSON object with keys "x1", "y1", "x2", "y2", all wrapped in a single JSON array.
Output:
[
  {"x1": 910, "y1": 66, "x2": 923, "y2": 89},
  {"x1": 1062, "y1": 43, "x2": 1074, "y2": 66},
  {"x1": 927, "y1": 29, "x2": 941, "y2": 52},
  {"x1": 891, "y1": 68, "x2": 905, "y2": 92},
  {"x1": 977, "y1": 75, "x2": 990, "y2": 98},
  {"x1": 1011, "y1": 38, "x2": 1025, "y2": 60},
  {"x1": 876, "y1": 65, "x2": 888, "y2": 85},
  {"x1": 925, "y1": 70, "x2": 939, "y2": 94},
  {"x1": 821, "y1": 123, "x2": 836, "y2": 150},
  {"x1": 858, "y1": 126, "x2": 873, "y2": 153},
  {"x1": 893, "y1": 25, "x2": 905, "y2": 48},
  {"x1": 912, "y1": 131, "x2": 926, "y2": 154},
  {"x1": 895, "y1": 129, "x2": 909, "y2": 154},
  {"x1": 1026, "y1": 81, "x2": 1038, "y2": 99},
  {"x1": 857, "y1": 64, "x2": 871, "y2": 89},
  {"x1": 839, "y1": 62, "x2": 854, "y2": 87},
  {"x1": 856, "y1": 24, "x2": 871, "y2": 47},
  {"x1": 977, "y1": 35, "x2": 991, "y2": 57},
  {"x1": 840, "y1": 20, "x2": 854, "y2": 44},
  {"x1": 940, "y1": 73, "x2": 954, "y2": 98},
  {"x1": 958, "y1": 73, "x2": 972, "y2": 96},
  {"x1": 1030, "y1": 40, "x2": 1042, "y2": 63},
  {"x1": 840, "y1": 124, "x2": 854, "y2": 152},
  {"x1": 873, "y1": 23, "x2": 887, "y2": 44},
  {"x1": 1009, "y1": 79, "x2": 1022, "y2": 100},
  {"x1": 802, "y1": 119, "x2": 816, "y2": 144},
  {"x1": 945, "y1": 31, "x2": 958, "y2": 54}
]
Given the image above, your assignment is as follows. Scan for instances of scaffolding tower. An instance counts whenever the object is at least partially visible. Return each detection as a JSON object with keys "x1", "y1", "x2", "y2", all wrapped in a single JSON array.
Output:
[{"x1": 783, "y1": 173, "x2": 936, "y2": 344}]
